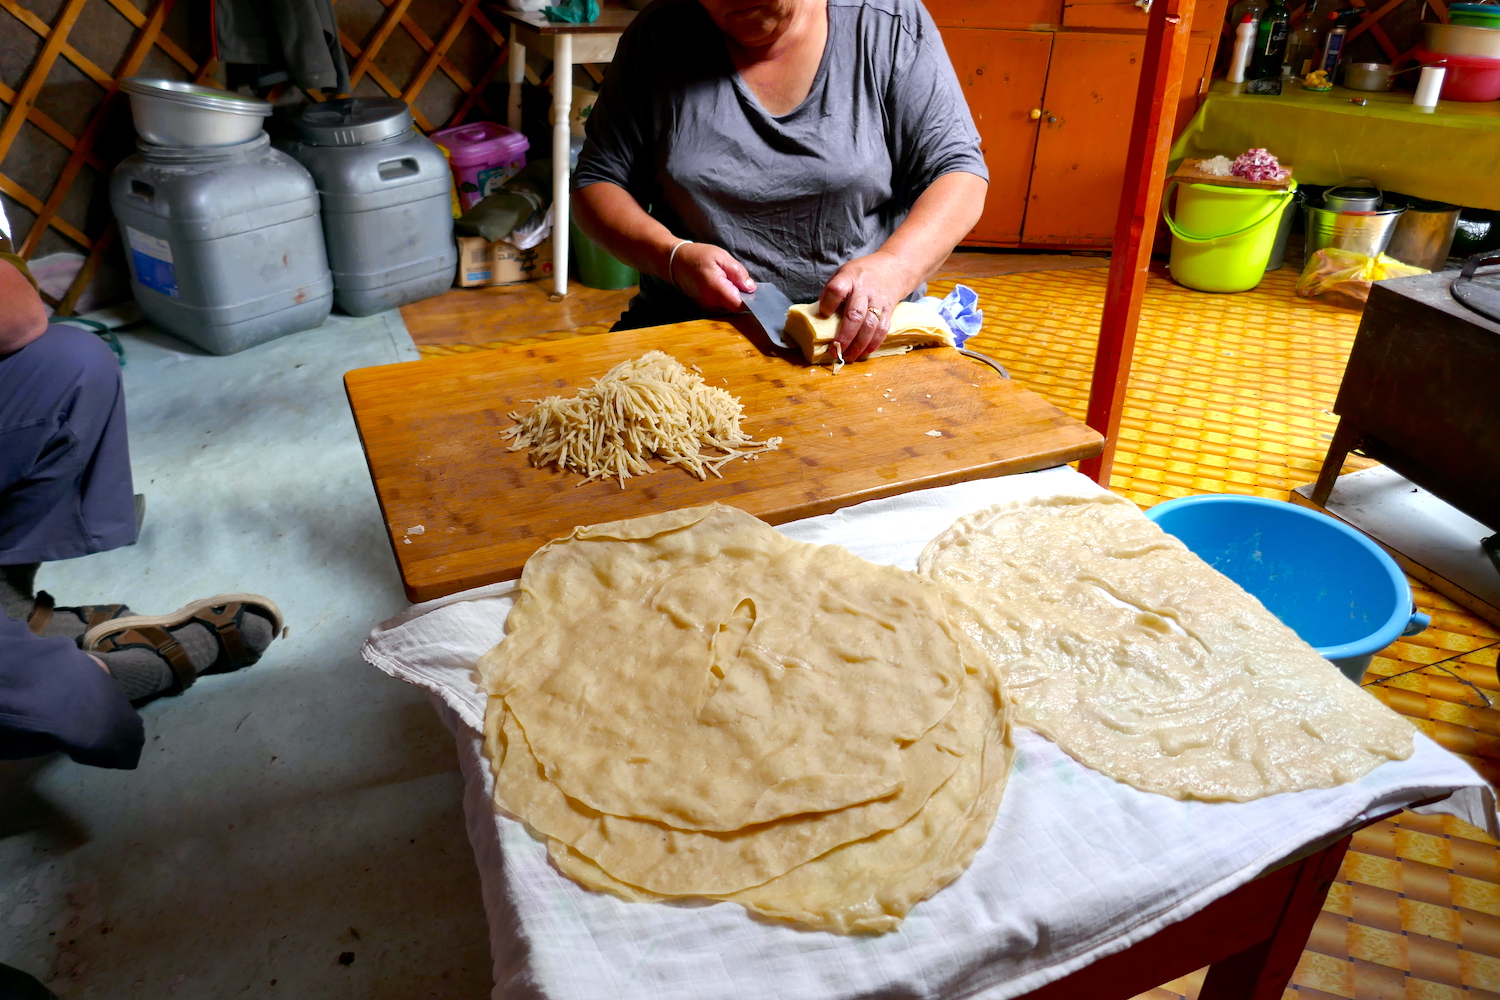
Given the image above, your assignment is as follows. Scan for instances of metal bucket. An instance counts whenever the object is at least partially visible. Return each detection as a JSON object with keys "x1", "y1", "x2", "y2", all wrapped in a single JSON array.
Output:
[
  {"x1": 1265, "y1": 188, "x2": 1300, "y2": 270},
  {"x1": 1304, "y1": 204, "x2": 1405, "y2": 257},
  {"x1": 1385, "y1": 198, "x2": 1462, "y2": 271}
]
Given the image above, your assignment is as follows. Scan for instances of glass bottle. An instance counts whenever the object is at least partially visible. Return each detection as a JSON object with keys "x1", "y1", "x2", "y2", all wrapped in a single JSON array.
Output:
[
  {"x1": 1249, "y1": 0, "x2": 1291, "y2": 81},
  {"x1": 1287, "y1": 0, "x2": 1327, "y2": 78}
]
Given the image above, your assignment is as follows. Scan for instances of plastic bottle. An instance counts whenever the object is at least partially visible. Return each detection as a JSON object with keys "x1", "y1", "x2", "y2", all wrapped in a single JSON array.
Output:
[
  {"x1": 1228, "y1": 0, "x2": 1267, "y2": 26},
  {"x1": 1227, "y1": 14, "x2": 1258, "y2": 83},
  {"x1": 1249, "y1": 0, "x2": 1291, "y2": 81}
]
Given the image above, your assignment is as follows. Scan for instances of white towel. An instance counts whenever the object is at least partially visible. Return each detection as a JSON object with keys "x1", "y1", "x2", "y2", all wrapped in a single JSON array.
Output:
[{"x1": 363, "y1": 467, "x2": 1495, "y2": 1000}]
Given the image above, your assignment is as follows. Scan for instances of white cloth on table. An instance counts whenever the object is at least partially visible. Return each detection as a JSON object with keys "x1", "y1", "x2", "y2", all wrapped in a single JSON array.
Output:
[{"x1": 362, "y1": 466, "x2": 1496, "y2": 1000}]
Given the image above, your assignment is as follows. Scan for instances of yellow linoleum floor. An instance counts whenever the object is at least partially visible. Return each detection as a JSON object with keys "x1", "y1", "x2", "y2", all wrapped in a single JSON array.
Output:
[{"x1": 416, "y1": 259, "x2": 1500, "y2": 999}]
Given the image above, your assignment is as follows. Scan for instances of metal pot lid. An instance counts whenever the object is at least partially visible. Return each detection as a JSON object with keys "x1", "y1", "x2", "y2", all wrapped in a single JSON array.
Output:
[
  {"x1": 121, "y1": 78, "x2": 272, "y2": 117},
  {"x1": 297, "y1": 98, "x2": 414, "y2": 146}
]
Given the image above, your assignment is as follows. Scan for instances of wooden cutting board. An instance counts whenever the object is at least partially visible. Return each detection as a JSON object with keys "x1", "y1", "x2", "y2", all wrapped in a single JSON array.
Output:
[
  {"x1": 345, "y1": 318, "x2": 1104, "y2": 601},
  {"x1": 1171, "y1": 158, "x2": 1295, "y2": 191}
]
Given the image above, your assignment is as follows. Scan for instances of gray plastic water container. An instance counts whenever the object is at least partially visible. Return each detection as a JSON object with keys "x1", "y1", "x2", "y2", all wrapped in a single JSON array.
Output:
[
  {"x1": 282, "y1": 98, "x2": 457, "y2": 316},
  {"x1": 110, "y1": 133, "x2": 333, "y2": 355}
]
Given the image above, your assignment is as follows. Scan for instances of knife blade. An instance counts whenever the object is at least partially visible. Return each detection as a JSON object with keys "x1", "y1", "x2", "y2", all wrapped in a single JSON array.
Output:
[{"x1": 740, "y1": 282, "x2": 794, "y2": 349}]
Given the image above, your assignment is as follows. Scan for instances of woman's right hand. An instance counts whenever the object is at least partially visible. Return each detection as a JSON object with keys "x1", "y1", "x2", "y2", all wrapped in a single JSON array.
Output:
[{"x1": 669, "y1": 242, "x2": 756, "y2": 313}]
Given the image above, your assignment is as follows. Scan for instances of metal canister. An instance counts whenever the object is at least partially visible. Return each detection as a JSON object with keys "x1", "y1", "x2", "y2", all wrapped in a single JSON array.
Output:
[
  {"x1": 1322, "y1": 181, "x2": 1383, "y2": 213},
  {"x1": 1321, "y1": 24, "x2": 1348, "y2": 73},
  {"x1": 282, "y1": 98, "x2": 457, "y2": 316}
]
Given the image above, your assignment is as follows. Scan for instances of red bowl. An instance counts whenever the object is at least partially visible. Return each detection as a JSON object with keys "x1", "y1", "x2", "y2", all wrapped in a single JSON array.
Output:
[{"x1": 1413, "y1": 46, "x2": 1500, "y2": 101}]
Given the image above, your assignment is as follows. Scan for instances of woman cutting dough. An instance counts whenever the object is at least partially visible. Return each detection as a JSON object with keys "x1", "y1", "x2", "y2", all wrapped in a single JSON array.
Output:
[{"x1": 572, "y1": 0, "x2": 988, "y2": 360}]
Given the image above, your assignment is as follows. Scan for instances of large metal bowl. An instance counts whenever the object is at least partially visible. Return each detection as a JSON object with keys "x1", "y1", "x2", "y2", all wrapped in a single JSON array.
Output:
[
  {"x1": 121, "y1": 78, "x2": 272, "y2": 147},
  {"x1": 1425, "y1": 21, "x2": 1500, "y2": 59}
]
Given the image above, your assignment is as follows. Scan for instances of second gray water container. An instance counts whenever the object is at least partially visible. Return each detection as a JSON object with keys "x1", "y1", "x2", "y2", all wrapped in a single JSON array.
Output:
[
  {"x1": 110, "y1": 133, "x2": 333, "y2": 355},
  {"x1": 283, "y1": 98, "x2": 457, "y2": 316}
]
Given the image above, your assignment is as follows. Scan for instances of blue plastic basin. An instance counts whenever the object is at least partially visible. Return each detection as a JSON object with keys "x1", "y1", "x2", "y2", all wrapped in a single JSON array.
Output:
[{"x1": 1145, "y1": 495, "x2": 1427, "y2": 682}]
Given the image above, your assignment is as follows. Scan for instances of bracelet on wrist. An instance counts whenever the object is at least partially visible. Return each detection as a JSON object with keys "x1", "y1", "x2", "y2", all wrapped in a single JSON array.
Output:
[{"x1": 667, "y1": 240, "x2": 693, "y2": 289}]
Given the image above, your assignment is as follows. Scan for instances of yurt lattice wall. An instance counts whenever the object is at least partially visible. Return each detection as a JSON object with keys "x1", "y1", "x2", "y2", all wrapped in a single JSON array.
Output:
[{"x1": 0, "y1": 0, "x2": 511, "y2": 315}]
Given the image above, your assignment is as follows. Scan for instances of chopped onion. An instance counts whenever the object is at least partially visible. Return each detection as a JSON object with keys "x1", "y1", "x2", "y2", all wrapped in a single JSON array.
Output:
[{"x1": 1200, "y1": 155, "x2": 1234, "y2": 177}]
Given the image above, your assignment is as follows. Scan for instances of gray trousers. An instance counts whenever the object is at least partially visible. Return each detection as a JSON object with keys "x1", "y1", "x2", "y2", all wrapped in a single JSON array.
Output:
[{"x1": 0, "y1": 325, "x2": 142, "y2": 768}]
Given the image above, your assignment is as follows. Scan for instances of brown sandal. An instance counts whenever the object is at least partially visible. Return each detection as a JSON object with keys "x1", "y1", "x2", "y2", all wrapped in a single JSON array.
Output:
[
  {"x1": 26, "y1": 591, "x2": 132, "y2": 638},
  {"x1": 83, "y1": 594, "x2": 285, "y2": 694}
]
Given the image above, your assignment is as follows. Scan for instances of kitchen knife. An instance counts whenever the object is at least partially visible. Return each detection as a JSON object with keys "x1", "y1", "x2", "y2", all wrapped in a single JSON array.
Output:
[{"x1": 740, "y1": 282, "x2": 793, "y2": 349}]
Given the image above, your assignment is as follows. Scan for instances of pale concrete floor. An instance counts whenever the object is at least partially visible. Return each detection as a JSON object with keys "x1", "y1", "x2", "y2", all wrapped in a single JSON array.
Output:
[{"x1": 0, "y1": 313, "x2": 492, "y2": 998}]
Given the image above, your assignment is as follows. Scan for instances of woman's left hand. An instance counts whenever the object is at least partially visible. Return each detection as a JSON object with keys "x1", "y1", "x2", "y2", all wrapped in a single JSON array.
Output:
[{"x1": 816, "y1": 251, "x2": 915, "y2": 362}]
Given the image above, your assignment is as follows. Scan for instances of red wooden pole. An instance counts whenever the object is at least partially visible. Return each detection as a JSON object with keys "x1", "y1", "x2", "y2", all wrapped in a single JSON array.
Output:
[{"x1": 1079, "y1": 0, "x2": 1197, "y2": 485}]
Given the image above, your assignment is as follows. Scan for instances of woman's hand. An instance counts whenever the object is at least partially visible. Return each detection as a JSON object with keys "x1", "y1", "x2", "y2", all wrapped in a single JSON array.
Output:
[
  {"x1": 670, "y1": 242, "x2": 756, "y2": 314},
  {"x1": 816, "y1": 250, "x2": 915, "y2": 362}
]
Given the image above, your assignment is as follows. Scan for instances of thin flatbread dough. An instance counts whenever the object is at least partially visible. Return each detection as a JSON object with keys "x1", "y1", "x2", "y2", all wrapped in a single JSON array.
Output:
[
  {"x1": 546, "y1": 633, "x2": 1015, "y2": 933},
  {"x1": 918, "y1": 494, "x2": 1414, "y2": 801},
  {"x1": 784, "y1": 301, "x2": 954, "y2": 366},
  {"x1": 484, "y1": 665, "x2": 966, "y2": 895},
  {"x1": 480, "y1": 504, "x2": 966, "y2": 832}
]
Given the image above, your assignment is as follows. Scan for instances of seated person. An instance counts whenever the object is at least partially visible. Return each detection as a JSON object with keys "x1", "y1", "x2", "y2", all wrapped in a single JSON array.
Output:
[{"x1": 0, "y1": 253, "x2": 281, "y2": 770}]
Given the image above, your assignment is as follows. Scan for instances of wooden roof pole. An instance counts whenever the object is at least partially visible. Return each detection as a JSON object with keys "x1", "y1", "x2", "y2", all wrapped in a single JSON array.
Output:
[{"x1": 1080, "y1": 0, "x2": 1197, "y2": 485}]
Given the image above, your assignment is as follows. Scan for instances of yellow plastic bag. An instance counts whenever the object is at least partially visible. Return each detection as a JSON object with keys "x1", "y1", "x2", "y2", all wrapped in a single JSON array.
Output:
[{"x1": 1295, "y1": 248, "x2": 1428, "y2": 309}]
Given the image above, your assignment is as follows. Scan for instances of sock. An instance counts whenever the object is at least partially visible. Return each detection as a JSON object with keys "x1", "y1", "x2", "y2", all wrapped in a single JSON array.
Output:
[
  {"x1": 1, "y1": 564, "x2": 40, "y2": 621},
  {"x1": 99, "y1": 622, "x2": 217, "y2": 701},
  {"x1": 33, "y1": 600, "x2": 134, "y2": 647},
  {"x1": 98, "y1": 610, "x2": 277, "y2": 703}
]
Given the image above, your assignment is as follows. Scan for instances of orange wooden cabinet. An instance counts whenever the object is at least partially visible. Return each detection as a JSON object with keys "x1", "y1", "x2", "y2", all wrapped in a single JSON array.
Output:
[{"x1": 931, "y1": 0, "x2": 1225, "y2": 248}]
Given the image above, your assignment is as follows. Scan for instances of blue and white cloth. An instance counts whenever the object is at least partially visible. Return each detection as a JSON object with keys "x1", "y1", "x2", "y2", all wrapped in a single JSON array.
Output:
[{"x1": 919, "y1": 283, "x2": 984, "y2": 346}]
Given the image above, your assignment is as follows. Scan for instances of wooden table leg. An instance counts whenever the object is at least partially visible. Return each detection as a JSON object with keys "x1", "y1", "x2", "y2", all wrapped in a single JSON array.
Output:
[
  {"x1": 551, "y1": 32, "x2": 573, "y2": 301},
  {"x1": 1310, "y1": 418, "x2": 1363, "y2": 508},
  {"x1": 1198, "y1": 835, "x2": 1350, "y2": 1000},
  {"x1": 507, "y1": 25, "x2": 525, "y2": 133}
]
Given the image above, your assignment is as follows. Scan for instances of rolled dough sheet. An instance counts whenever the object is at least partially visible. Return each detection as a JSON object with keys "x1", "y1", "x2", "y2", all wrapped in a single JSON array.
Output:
[
  {"x1": 545, "y1": 631, "x2": 1015, "y2": 933},
  {"x1": 784, "y1": 301, "x2": 954, "y2": 366},
  {"x1": 480, "y1": 504, "x2": 967, "y2": 832},
  {"x1": 919, "y1": 493, "x2": 1416, "y2": 801},
  {"x1": 483, "y1": 685, "x2": 967, "y2": 897}
]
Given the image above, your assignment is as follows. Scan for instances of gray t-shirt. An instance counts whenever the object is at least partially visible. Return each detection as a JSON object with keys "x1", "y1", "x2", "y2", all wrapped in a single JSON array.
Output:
[{"x1": 573, "y1": 0, "x2": 987, "y2": 309}]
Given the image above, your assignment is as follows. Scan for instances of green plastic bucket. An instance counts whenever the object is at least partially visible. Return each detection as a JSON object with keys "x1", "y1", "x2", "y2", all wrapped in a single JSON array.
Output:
[
  {"x1": 569, "y1": 218, "x2": 639, "y2": 290},
  {"x1": 1165, "y1": 180, "x2": 1298, "y2": 293}
]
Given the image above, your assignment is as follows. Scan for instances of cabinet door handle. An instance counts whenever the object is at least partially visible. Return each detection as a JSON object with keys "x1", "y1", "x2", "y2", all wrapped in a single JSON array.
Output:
[
  {"x1": 1047, "y1": 115, "x2": 1058, "y2": 123},
  {"x1": 1029, "y1": 108, "x2": 1043, "y2": 120}
]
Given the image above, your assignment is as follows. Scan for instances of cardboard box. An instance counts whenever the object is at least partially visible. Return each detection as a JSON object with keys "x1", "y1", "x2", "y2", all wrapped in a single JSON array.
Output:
[{"x1": 456, "y1": 236, "x2": 555, "y2": 287}]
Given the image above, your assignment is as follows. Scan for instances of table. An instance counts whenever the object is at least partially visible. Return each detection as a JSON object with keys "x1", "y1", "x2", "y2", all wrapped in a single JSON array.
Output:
[
  {"x1": 1170, "y1": 80, "x2": 1500, "y2": 210},
  {"x1": 492, "y1": 3, "x2": 638, "y2": 299},
  {"x1": 365, "y1": 460, "x2": 1489, "y2": 998},
  {"x1": 1311, "y1": 269, "x2": 1500, "y2": 528},
  {"x1": 1030, "y1": 833, "x2": 1345, "y2": 1000},
  {"x1": 344, "y1": 319, "x2": 1103, "y2": 601}
]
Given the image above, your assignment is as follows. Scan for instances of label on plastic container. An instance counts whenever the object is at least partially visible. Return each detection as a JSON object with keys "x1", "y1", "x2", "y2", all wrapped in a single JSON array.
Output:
[
  {"x1": 126, "y1": 226, "x2": 178, "y2": 298},
  {"x1": 475, "y1": 161, "x2": 524, "y2": 200}
]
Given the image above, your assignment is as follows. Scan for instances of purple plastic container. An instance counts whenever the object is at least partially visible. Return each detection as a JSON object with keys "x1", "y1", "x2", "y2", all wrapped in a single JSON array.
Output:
[{"x1": 431, "y1": 121, "x2": 530, "y2": 211}]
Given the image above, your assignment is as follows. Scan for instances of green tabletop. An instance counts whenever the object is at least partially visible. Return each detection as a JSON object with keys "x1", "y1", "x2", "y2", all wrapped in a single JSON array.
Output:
[{"x1": 1170, "y1": 81, "x2": 1500, "y2": 210}]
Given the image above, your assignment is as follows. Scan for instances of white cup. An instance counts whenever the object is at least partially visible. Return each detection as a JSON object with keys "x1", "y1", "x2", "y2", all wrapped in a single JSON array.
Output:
[{"x1": 1414, "y1": 65, "x2": 1446, "y2": 112}]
